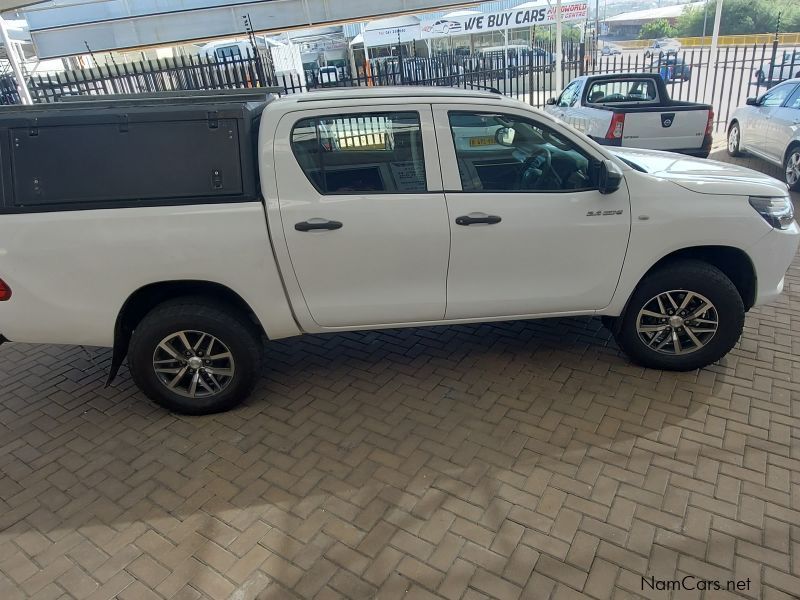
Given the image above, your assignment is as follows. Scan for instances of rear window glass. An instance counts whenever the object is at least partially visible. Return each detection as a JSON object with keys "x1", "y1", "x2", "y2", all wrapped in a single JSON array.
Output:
[
  {"x1": 290, "y1": 112, "x2": 427, "y2": 194},
  {"x1": 587, "y1": 79, "x2": 658, "y2": 104}
]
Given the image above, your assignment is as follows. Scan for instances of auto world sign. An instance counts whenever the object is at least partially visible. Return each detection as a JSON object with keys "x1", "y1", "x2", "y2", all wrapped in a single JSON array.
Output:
[{"x1": 421, "y1": 2, "x2": 588, "y2": 38}]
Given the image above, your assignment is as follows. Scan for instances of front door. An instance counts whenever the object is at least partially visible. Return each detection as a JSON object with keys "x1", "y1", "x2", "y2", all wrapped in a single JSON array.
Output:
[
  {"x1": 274, "y1": 106, "x2": 450, "y2": 327},
  {"x1": 764, "y1": 84, "x2": 800, "y2": 162},
  {"x1": 748, "y1": 82, "x2": 797, "y2": 158},
  {"x1": 434, "y1": 107, "x2": 631, "y2": 320}
]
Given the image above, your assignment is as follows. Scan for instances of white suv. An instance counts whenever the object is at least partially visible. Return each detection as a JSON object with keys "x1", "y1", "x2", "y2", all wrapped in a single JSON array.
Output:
[{"x1": 728, "y1": 78, "x2": 800, "y2": 190}]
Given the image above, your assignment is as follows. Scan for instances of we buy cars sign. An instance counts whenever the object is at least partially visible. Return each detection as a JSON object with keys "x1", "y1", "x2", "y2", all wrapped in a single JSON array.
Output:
[{"x1": 421, "y1": 2, "x2": 588, "y2": 38}]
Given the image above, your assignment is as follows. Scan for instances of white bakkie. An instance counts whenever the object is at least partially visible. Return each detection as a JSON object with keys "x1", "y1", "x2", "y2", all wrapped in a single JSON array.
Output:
[
  {"x1": 0, "y1": 87, "x2": 797, "y2": 414},
  {"x1": 546, "y1": 73, "x2": 714, "y2": 157}
]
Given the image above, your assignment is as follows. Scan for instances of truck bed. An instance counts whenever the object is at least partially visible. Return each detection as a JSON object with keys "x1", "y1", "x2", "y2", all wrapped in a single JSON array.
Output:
[{"x1": 0, "y1": 90, "x2": 275, "y2": 214}]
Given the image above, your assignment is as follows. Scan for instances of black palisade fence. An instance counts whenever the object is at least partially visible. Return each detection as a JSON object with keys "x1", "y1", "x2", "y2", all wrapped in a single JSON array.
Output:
[{"x1": 13, "y1": 40, "x2": 800, "y2": 131}]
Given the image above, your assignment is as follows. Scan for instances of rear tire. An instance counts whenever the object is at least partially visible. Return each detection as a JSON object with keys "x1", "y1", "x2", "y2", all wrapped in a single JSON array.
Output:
[
  {"x1": 128, "y1": 299, "x2": 262, "y2": 414},
  {"x1": 784, "y1": 145, "x2": 800, "y2": 192},
  {"x1": 727, "y1": 122, "x2": 742, "y2": 157},
  {"x1": 614, "y1": 261, "x2": 744, "y2": 372}
]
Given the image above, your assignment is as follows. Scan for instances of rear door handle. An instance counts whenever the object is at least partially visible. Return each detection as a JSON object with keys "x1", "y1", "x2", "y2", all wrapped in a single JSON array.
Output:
[
  {"x1": 295, "y1": 219, "x2": 343, "y2": 232},
  {"x1": 456, "y1": 213, "x2": 502, "y2": 226}
]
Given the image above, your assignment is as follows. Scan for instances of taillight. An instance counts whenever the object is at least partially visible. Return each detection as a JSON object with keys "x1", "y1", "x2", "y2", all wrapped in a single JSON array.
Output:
[
  {"x1": 0, "y1": 278, "x2": 10, "y2": 301},
  {"x1": 605, "y1": 113, "x2": 625, "y2": 139},
  {"x1": 706, "y1": 109, "x2": 714, "y2": 135}
]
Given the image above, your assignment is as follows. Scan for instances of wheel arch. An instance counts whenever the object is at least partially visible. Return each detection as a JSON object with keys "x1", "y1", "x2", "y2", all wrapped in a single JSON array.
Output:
[
  {"x1": 107, "y1": 280, "x2": 267, "y2": 386},
  {"x1": 618, "y1": 245, "x2": 757, "y2": 319},
  {"x1": 785, "y1": 140, "x2": 800, "y2": 162}
]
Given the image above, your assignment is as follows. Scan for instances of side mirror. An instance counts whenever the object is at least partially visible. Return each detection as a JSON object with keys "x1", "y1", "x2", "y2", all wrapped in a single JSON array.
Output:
[
  {"x1": 745, "y1": 96, "x2": 759, "y2": 106},
  {"x1": 546, "y1": 97, "x2": 557, "y2": 105},
  {"x1": 495, "y1": 126, "x2": 516, "y2": 146},
  {"x1": 598, "y1": 159, "x2": 623, "y2": 194}
]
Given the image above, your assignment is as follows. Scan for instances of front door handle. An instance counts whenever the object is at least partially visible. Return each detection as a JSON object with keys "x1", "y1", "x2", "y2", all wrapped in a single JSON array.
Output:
[
  {"x1": 295, "y1": 219, "x2": 343, "y2": 232},
  {"x1": 456, "y1": 213, "x2": 502, "y2": 226}
]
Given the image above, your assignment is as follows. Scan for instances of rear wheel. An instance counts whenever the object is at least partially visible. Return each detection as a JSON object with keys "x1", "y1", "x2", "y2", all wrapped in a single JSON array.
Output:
[
  {"x1": 128, "y1": 299, "x2": 262, "y2": 414},
  {"x1": 785, "y1": 145, "x2": 800, "y2": 191},
  {"x1": 727, "y1": 122, "x2": 742, "y2": 157},
  {"x1": 614, "y1": 261, "x2": 744, "y2": 371}
]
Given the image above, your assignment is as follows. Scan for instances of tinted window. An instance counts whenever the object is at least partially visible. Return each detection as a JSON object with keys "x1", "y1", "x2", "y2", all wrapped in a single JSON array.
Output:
[
  {"x1": 291, "y1": 112, "x2": 427, "y2": 194},
  {"x1": 449, "y1": 111, "x2": 593, "y2": 193},
  {"x1": 760, "y1": 83, "x2": 795, "y2": 107},
  {"x1": 586, "y1": 79, "x2": 657, "y2": 103},
  {"x1": 215, "y1": 46, "x2": 243, "y2": 59}
]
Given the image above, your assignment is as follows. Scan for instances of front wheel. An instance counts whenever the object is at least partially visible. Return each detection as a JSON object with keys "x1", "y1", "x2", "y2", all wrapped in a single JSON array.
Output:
[
  {"x1": 613, "y1": 261, "x2": 745, "y2": 371},
  {"x1": 727, "y1": 122, "x2": 742, "y2": 157},
  {"x1": 128, "y1": 299, "x2": 263, "y2": 414},
  {"x1": 784, "y1": 145, "x2": 800, "y2": 191}
]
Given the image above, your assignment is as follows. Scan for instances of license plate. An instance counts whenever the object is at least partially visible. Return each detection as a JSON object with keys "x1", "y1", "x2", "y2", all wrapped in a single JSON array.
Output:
[{"x1": 469, "y1": 136, "x2": 496, "y2": 147}]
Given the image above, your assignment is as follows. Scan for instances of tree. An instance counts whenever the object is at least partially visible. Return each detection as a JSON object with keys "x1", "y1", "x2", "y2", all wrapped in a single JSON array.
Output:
[
  {"x1": 639, "y1": 19, "x2": 676, "y2": 40},
  {"x1": 675, "y1": 0, "x2": 800, "y2": 37}
]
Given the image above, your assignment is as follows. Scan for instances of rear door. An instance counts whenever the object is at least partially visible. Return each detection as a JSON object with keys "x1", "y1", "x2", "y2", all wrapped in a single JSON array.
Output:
[{"x1": 273, "y1": 105, "x2": 450, "y2": 328}]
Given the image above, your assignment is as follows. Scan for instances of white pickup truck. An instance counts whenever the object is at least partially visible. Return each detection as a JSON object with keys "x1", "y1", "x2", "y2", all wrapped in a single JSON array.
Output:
[
  {"x1": 546, "y1": 73, "x2": 714, "y2": 157},
  {"x1": 0, "y1": 88, "x2": 796, "y2": 414}
]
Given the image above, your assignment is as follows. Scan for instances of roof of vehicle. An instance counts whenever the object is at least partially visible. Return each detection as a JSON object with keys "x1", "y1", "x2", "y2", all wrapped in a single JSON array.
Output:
[
  {"x1": 581, "y1": 73, "x2": 669, "y2": 82},
  {"x1": 272, "y1": 86, "x2": 509, "y2": 106}
]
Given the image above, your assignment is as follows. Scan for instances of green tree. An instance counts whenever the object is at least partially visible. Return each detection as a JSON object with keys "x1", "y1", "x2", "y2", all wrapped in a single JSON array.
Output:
[
  {"x1": 675, "y1": 0, "x2": 800, "y2": 36},
  {"x1": 639, "y1": 19, "x2": 676, "y2": 40}
]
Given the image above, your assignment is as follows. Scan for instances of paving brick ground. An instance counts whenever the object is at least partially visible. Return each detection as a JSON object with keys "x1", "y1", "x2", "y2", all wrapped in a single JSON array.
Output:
[{"x1": 1, "y1": 150, "x2": 799, "y2": 600}]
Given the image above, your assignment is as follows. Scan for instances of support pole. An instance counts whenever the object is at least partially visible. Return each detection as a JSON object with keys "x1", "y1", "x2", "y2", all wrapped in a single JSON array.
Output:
[
  {"x1": 0, "y1": 16, "x2": 32, "y2": 104},
  {"x1": 707, "y1": 0, "x2": 723, "y2": 76},
  {"x1": 555, "y1": 0, "x2": 563, "y2": 91}
]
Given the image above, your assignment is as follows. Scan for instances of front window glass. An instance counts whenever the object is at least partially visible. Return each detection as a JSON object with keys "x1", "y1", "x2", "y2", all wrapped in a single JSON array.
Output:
[
  {"x1": 449, "y1": 112, "x2": 593, "y2": 193},
  {"x1": 761, "y1": 83, "x2": 795, "y2": 107},
  {"x1": 557, "y1": 81, "x2": 580, "y2": 107},
  {"x1": 291, "y1": 112, "x2": 427, "y2": 194},
  {"x1": 786, "y1": 86, "x2": 800, "y2": 110}
]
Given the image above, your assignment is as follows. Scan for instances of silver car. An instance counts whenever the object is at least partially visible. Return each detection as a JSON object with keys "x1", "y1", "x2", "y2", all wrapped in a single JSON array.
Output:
[{"x1": 727, "y1": 78, "x2": 800, "y2": 191}]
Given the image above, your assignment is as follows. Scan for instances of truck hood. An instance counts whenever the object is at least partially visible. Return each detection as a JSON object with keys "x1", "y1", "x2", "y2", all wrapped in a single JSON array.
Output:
[{"x1": 609, "y1": 147, "x2": 789, "y2": 197}]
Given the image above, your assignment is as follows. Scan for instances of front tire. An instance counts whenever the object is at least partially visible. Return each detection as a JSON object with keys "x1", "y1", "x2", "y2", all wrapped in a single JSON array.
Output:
[
  {"x1": 784, "y1": 145, "x2": 800, "y2": 191},
  {"x1": 128, "y1": 299, "x2": 263, "y2": 414},
  {"x1": 614, "y1": 261, "x2": 744, "y2": 371},
  {"x1": 727, "y1": 122, "x2": 742, "y2": 157}
]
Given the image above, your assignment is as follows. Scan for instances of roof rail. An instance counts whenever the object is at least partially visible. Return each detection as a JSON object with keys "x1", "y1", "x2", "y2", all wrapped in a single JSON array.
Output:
[{"x1": 56, "y1": 88, "x2": 282, "y2": 104}]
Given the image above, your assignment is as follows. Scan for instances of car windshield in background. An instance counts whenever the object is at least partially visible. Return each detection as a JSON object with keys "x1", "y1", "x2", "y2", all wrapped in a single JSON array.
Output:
[{"x1": 586, "y1": 79, "x2": 658, "y2": 104}]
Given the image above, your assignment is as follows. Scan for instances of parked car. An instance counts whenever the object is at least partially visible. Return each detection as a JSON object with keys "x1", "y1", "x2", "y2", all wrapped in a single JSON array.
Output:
[
  {"x1": 546, "y1": 73, "x2": 713, "y2": 157},
  {"x1": 650, "y1": 53, "x2": 691, "y2": 82},
  {"x1": 644, "y1": 38, "x2": 681, "y2": 58},
  {"x1": 318, "y1": 65, "x2": 340, "y2": 86},
  {"x1": 727, "y1": 78, "x2": 800, "y2": 190},
  {"x1": 601, "y1": 44, "x2": 622, "y2": 56},
  {"x1": 0, "y1": 87, "x2": 796, "y2": 414},
  {"x1": 754, "y1": 50, "x2": 800, "y2": 85}
]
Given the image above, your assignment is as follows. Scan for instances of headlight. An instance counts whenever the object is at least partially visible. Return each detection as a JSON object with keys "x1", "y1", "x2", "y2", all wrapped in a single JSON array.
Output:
[{"x1": 749, "y1": 196, "x2": 795, "y2": 229}]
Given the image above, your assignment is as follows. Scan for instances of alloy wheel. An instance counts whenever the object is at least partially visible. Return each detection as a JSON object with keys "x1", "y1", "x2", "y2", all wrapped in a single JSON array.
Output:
[
  {"x1": 728, "y1": 126, "x2": 739, "y2": 154},
  {"x1": 636, "y1": 290, "x2": 719, "y2": 355},
  {"x1": 152, "y1": 330, "x2": 235, "y2": 398},
  {"x1": 786, "y1": 150, "x2": 800, "y2": 187}
]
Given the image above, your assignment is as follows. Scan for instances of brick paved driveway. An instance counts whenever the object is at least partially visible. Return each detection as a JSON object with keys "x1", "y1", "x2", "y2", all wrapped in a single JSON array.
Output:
[{"x1": 1, "y1": 151, "x2": 799, "y2": 600}]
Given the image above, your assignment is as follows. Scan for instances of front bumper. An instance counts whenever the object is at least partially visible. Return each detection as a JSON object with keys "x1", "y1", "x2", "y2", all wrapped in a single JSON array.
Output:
[{"x1": 749, "y1": 222, "x2": 800, "y2": 307}]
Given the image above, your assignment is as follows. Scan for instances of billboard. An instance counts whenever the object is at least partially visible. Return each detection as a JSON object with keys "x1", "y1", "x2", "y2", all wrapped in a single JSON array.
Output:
[{"x1": 421, "y1": 2, "x2": 588, "y2": 39}]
